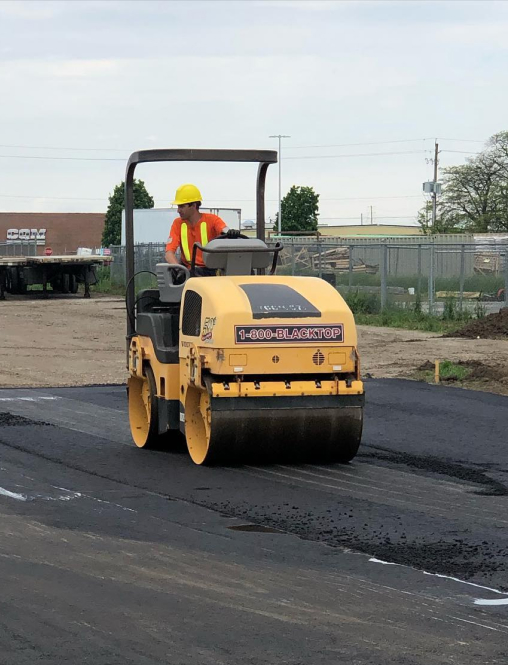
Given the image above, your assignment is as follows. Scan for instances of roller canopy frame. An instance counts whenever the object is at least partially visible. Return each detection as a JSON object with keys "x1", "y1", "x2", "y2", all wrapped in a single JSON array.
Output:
[{"x1": 124, "y1": 148, "x2": 278, "y2": 338}]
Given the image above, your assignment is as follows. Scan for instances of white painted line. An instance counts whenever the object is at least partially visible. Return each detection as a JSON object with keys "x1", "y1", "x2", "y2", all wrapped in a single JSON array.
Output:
[
  {"x1": 0, "y1": 486, "x2": 27, "y2": 501},
  {"x1": 369, "y1": 557, "x2": 506, "y2": 595},
  {"x1": 423, "y1": 571, "x2": 506, "y2": 595},
  {"x1": 0, "y1": 396, "x2": 61, "y2": 403},
  {"x1": 369, "y1": 557, "x2": 397, "y2": 566},
  {"x1": 475, "y1": 599, "x2": 508, "y2": 606}
]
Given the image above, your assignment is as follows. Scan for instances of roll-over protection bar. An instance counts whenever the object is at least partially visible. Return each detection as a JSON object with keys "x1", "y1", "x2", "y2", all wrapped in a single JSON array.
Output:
[{"x1": 124, "y1": 149, "x2": 277, "y2": 338}]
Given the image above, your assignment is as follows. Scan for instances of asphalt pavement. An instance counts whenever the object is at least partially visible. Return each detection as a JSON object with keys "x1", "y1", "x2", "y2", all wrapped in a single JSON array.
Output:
[{"x1": 0, "y1": 379, "x2": 507, "y2": 664}]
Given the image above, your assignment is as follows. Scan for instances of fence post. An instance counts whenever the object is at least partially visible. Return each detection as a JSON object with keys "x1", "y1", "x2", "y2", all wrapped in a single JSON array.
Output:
[
  {"x1": 318, "y1": 236, "x2": 323, "y2": 279},
  {"x1": 380, "y1": 241, "x2": 388, "y2": 310},
  {"x1": 505, "y1": 245, "x2": 508, "y2": 308},
  {"x1": 428, "y1": 241, "x2": 435, "y2": 315},
  {"x1": 291, "y1": 240, "x2": 296, "y2": 276},
  {"x1": 459, "y1": 244, "x2": 465, "y2": 311},
  {"x1": 417, "y1": 244, "x2": 422, "y2": 297},
  {"x1": 348, "y1": 244, "x2": 354, "y2": 289}
]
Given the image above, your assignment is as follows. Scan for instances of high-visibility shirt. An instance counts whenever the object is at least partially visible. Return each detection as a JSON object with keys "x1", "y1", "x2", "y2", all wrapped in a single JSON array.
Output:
[{"x1": 165, "y1": 213, "x2": 227, "y2": 267}]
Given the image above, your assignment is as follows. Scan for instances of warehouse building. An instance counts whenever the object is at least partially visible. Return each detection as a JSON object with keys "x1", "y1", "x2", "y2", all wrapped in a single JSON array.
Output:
[{"x1": 0, "y1": 212, "x2": 105, "y2": 255}]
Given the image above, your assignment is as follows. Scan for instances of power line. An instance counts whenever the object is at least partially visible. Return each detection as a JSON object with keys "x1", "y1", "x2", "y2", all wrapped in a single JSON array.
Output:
[
  {"x1": 286, "y1": 138, "x2": 432, "y2": 149},
  {"x1": 441, "y1": 149, "x2": 480, "y2": 155},
  {"x1": 436, "y1": 138, "x2": 485, "y2": 143},
  {"x1": 0, "y1": 136, "x2": 487, "y2": 154},
  {"x1": 0, "y1": 154, "x2": 124, "y2": 162},
  {"x1": 0, "y1": 193, "x2": 424, "y2": 203},
  {"x1": 284, "y1": 150, "x2": 428, "y2": 160},
  {"x1": 0, "y1": 144, "x2": 127, "y2": 152},
  {"x1": 320, "y1": 216, "x2": 416, "y2": 220},
  {"x1": 0, "y1": 194, "x2": 105, "y2": 201}
]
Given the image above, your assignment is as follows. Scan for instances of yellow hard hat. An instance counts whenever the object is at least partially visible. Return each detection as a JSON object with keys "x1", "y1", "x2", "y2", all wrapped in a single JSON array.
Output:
[{"x1": 172, "y1": 183, "x2": 202, "y2": 205}]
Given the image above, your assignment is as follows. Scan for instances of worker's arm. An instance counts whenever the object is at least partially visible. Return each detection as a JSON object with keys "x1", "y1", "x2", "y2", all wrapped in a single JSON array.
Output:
[
  {"x1": 165, "y1": 250, "x2": 180, "y2": 264},
  {"x1": 165, "y1": 219, "x2": 181, "y2": 264}
]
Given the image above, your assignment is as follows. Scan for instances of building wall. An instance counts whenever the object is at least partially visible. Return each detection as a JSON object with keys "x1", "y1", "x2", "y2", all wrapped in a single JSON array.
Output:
[
  {"x1": 0, "y1": 213, "x2": 105, "y2": 255},
  {"x1": 317, "y1": 224, "x2": 423, "y2": 237}
]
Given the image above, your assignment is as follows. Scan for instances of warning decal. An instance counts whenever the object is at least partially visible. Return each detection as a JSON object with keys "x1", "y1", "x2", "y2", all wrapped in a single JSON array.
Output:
[{"x1": 235, "y1": 324, "x2": 344, "y2": 344}]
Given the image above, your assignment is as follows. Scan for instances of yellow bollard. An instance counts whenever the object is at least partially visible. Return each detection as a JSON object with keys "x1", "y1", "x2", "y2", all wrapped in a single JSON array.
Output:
[{"x1": 435, "y1": 360, "x2": 440, "y2": 384}]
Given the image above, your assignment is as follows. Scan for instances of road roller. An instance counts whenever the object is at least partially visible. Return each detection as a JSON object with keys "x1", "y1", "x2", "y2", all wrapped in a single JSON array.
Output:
[{"x1": 125, "y1": 149, "x2": 364, "y2": 465}]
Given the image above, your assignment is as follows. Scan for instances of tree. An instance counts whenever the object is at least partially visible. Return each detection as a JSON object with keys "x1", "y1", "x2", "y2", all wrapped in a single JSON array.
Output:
[
  {"x1": 278, "y1": 185, "x2": 319, "y2": 233},
  {"x1": 102, "y1": 179, "x2": 155, "y2": 246},
  {"x1": 416, "y1": 200, "x2": 462, "y2": 235},
  {"x1": 436, "y1": 131, "x2": 508, "y2": 233}
]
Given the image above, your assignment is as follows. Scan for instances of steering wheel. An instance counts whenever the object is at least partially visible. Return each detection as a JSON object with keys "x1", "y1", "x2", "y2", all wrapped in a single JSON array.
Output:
[
  {"x1": 218, "y1": 231, "x2": 250, "y2": 240},
  {"x1": 168, "y1": 263, "x2": 190, "y2": 286}
]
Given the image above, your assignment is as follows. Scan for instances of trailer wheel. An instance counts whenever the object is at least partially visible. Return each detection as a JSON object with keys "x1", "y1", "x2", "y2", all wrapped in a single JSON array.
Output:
[
  {"x1": 9, "y1": 269, "x2": 27, "y2": 294},
  {"x1": 69, "y1": 274, "x2": 78, "y2": 294},
  {"x1": 61, "y1": 274, "x2": 70, "y2": 294}
]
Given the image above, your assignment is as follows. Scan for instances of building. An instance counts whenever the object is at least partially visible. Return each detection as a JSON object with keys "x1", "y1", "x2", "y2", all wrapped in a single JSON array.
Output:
[
  {"x1": 317, "y1": 224, "x2": 422, "y2": 237},
  {"x1": 0, "y1": 212, "x2": 105, "y2": 255}
]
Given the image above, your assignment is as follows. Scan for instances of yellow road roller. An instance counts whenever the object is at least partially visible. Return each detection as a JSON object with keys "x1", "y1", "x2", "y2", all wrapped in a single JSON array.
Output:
[{"x1": 125, "y1": 149, "x2": 364, "y2": 465}]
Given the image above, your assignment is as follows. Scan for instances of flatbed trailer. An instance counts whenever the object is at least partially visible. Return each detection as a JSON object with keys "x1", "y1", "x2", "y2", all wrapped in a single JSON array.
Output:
[{"x1": 0, "y1": 255, "x2": 112, "y2": 299}]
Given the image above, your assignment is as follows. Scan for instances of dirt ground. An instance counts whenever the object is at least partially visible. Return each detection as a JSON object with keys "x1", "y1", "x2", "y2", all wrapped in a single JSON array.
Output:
[{"x1": 1, "y1": 295, "x2": 508, "y2": 395}]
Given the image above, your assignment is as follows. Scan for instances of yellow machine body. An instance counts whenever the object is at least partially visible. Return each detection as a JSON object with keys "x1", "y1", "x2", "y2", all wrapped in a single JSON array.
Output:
[{"x1": 128, "y1": 274, "x2": 364, "y2": 465}]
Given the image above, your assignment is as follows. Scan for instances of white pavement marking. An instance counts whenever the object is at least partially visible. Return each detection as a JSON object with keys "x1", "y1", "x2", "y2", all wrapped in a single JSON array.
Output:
[
  {"x1": 0, "y1": 396, "x2": 60, "y2": 402},
  {"x1": 369, "y1": 554, "x2": 508, "y2": 597},
  {"x1": 0, "y1": 486, "x2": 27, "y2": 501}
]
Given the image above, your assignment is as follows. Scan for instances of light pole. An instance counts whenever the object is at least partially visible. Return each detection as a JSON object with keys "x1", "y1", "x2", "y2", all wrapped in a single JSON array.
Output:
[{"x1": 269, "y1": 134, "x2": 290, "y2": 234}]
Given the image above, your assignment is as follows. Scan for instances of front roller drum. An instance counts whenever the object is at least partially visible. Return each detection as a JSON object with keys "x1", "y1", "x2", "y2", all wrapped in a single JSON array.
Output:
[{"x1": 185, "y1": 386, "x2": 363, "y2": 466}]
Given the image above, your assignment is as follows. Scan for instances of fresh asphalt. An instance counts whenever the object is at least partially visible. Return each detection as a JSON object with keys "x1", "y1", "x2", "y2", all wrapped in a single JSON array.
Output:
[{"x1": 0, "y1": 379, "x2": 507, "y2": 664}]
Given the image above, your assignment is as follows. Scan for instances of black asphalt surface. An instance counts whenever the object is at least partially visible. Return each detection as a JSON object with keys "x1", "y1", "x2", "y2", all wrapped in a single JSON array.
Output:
[{"x1": 0, "y1": 379, "x2": 507, "y2": 664}]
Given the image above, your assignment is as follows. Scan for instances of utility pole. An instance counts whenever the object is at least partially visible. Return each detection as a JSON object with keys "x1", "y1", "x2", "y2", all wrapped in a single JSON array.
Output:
[
  {"x1": 361, "y1": 213, "x2": 363, "y2": 226},
  {"x1": 269, "y1": 134, "x2": 290, "y2": 234},
  {"x1": 370, "y1": 205, "x2": 373, "y2": 225},
  {"x1": 431, "y1": 140, "x2": 439, "y2": 231}
]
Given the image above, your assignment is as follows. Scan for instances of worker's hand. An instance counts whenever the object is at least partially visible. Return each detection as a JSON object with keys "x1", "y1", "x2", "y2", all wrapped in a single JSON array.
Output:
[{"x1": 225, "y1": 229, "x2": 241, "y2": 239}]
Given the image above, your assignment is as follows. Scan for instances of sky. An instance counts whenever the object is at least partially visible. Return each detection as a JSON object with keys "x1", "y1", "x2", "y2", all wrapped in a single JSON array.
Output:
[{"x1": 0, "y1": 0, "x2": 507, "y2": 226}]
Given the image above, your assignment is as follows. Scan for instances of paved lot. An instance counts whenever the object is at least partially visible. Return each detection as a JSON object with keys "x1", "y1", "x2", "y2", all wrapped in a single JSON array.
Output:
[{"x1": 0, "y1": 379, "x2": 507, "y2": 664}]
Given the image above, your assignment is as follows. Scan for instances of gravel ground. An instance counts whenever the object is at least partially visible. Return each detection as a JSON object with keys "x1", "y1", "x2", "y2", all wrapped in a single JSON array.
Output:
[{"x1": 1, "y1": 295, "x2": 508, "y2": 393}]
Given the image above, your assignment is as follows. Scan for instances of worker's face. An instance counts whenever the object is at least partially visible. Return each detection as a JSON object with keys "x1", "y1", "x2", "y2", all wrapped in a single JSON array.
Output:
[{"x1": 177, "y1": 203, "x2": 194, "y2": 220}]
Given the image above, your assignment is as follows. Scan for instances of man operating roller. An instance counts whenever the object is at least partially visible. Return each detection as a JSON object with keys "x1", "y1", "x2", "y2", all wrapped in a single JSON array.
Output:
[{"x1": 165, "y1": 183, "x2": 240, "y2": 276}]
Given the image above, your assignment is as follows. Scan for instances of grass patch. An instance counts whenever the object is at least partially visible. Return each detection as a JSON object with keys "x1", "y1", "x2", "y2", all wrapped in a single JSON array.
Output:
[
  {"x1": 91, "y1": 266, "x2": 156, "y2": 296},
  {"x1": 415, "y1": 360, "x2": 472, "y2": 384},
  {"x1": 353, "y1": 311, "x2": 471, "y2": 333},
  {"x1": 343, "y1": 289, "x2": 483, "y2": 333}
]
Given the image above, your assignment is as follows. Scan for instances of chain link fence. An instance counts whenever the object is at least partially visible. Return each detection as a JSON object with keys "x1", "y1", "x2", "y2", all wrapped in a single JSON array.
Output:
[
  {"x1": 106, "y1": 238, "x2": 508, "y2": 313},
  {"x1": 0, "y1": 241, "x2": 38, "y2": 257}
]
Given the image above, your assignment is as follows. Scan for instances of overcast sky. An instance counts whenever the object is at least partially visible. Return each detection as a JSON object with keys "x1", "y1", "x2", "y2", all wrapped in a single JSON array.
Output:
[{"x1": 1, "y1": 0, "x2": 507, "y2": 226}]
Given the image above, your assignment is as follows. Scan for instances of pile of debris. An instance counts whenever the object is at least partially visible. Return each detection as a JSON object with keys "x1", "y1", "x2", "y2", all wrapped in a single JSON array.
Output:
[{"x1": 444, "y1": 308, "x2": 508, "y2": 339}]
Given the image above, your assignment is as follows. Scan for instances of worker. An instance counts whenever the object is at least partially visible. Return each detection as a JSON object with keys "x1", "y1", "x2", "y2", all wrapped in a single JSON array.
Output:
[{"x1": 165, "y1": 183, "x2": 240, "y2": 276}]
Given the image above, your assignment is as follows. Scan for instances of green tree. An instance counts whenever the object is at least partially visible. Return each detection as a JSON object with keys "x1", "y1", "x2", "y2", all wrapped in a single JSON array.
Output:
[
  {"x1": 437, "y1": 131, "x2": 508, "y2": 233},
  {"x1": 278, "y1": 185, "x2": 319, "y2": 233},
  {"x1": 102, "y1": 179, "x2": 155, "y2": 246},
  {"x1": 416, "y1": 200, "x2": 462, "y2": 235}
]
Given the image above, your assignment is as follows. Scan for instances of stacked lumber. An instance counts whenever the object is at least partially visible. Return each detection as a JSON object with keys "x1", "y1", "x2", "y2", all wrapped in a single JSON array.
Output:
[
  {"x1": 474, "y1": 253, "x2": 500, "y2": 274},
  {"x1": 310, "y1": 247, "x2": 378, "y2": 274}
]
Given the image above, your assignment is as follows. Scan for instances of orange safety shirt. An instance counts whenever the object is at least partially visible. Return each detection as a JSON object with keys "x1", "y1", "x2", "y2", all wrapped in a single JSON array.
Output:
[{"x1": 165, "y1": 213, "x2": 227, "y2": 267}]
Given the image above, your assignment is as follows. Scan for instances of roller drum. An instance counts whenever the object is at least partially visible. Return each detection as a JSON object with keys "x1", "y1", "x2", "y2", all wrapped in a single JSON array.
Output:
[{"x1": 185, "y1": 388, "x2": 363, "y2": 466}]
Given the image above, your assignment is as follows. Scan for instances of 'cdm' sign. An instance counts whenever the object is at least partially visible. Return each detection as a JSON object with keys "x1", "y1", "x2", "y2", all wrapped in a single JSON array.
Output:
[{"x1": 6, "y1": 229, "x2": 46, "y2": 244}]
